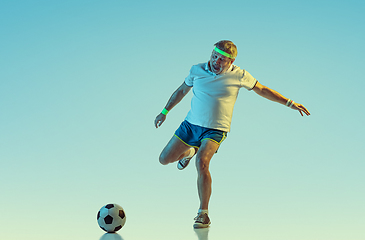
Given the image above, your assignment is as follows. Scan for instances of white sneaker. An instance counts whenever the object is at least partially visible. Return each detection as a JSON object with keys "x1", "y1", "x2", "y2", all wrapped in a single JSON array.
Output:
[
  {"x1": 177, "y1": 148, "x2": 195, "y2": 170},
  {"x1": 193, "y1": 212, "x2": 211, "y2": 228}
]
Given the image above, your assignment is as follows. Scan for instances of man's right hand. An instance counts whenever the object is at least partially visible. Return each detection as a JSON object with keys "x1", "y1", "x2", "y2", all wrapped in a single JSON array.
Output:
[{"x1": 155, "y1": 113, "x2": 166, "y2": 128}]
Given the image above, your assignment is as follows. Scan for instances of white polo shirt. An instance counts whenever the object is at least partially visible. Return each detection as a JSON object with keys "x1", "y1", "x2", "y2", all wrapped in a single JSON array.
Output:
[{"x1": 184, "y1": 62, "x2": 257, "y2": 132}]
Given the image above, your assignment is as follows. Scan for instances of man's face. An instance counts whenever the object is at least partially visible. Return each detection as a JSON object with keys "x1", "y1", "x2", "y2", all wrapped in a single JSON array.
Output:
[{"x1": 209, "y1": 50, "x2": 234, "y2": 75}]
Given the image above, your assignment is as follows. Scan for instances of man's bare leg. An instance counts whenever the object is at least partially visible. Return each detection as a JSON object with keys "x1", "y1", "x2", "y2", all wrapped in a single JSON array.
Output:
[
  {"x1": 159, "y1": 135, "x2": 192, "y2": 165},
  {"x1": 195, "y1": 140, "x2": 219, "y2": 210},
  {"x1": 193, "y1": 139, "x2": 219, "y2": 228}
]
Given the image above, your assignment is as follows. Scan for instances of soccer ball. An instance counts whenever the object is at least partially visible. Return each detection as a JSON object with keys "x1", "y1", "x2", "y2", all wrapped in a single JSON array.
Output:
[{"x1": 97, "y1": 203, "x2": 126, "y2": 233}]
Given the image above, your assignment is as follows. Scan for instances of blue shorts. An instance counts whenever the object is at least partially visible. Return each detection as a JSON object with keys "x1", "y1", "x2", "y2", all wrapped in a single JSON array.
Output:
[{"x1": 174, "y1": 120, "x2": 227, "y2": 149}]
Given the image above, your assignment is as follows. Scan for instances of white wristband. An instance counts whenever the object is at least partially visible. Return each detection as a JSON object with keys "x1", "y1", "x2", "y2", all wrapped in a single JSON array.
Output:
[{"x1": 286, "y1": 99, "x2": 294, "y2": 107}]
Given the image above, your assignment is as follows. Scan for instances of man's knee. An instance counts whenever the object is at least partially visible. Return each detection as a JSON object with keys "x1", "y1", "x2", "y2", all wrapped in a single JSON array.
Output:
[
  {"x1": 159, "y1": 152, "x2": 170, "y2": 165},
  {"x1": 196, "y1": 156, "x2": 210, "y2": 172}
]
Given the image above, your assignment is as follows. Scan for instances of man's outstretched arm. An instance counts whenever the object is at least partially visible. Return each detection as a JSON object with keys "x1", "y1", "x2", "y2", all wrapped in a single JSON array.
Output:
[
  {"x1": 154, "y1": 82, "x2": 192, "y2": 128},
  {"x1": 252, "y1": 81, "x2": 310, "y2": 116}
]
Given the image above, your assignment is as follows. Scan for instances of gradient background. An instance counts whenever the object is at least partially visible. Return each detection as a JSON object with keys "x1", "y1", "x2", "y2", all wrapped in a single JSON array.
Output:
[{"x1": 1, "y1": 0, "x2": 364, "y2": 239}]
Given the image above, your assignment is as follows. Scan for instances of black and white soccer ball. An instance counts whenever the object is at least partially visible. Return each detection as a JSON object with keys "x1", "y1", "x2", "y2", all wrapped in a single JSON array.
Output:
[{"x1": 97, "y1": 203, "x2": 126, "y2": 233}]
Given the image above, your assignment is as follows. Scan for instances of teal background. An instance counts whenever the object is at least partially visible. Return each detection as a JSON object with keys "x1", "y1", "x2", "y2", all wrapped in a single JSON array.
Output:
[{"x1": 1, "y1": 0, "x2": 364, "y2": 239}]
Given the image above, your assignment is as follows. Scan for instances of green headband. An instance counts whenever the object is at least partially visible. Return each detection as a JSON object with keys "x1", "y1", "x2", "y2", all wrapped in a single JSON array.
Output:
[{"x1": 214, "y1": 47, "x2": 234, "y2": 59}]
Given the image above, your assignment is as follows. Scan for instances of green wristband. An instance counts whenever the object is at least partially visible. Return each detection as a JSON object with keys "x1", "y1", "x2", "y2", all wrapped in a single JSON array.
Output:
[{"x1": 161, "y1": 108, "x2": 169, "y2": 115}]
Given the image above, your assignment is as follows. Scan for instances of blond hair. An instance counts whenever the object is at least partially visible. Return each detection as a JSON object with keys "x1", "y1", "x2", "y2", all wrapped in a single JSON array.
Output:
[{"x1": 214, "y1": 40, "x2": 237, "y2": 59}]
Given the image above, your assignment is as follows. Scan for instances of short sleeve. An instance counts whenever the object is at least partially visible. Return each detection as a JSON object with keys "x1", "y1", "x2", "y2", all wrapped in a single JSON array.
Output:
[
  {"x1": 240, "y1": 70, "x2": 257, "y2": 90},
  {"x1": 184, "y1": 66, "x2": 194, "y2": 87}
]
